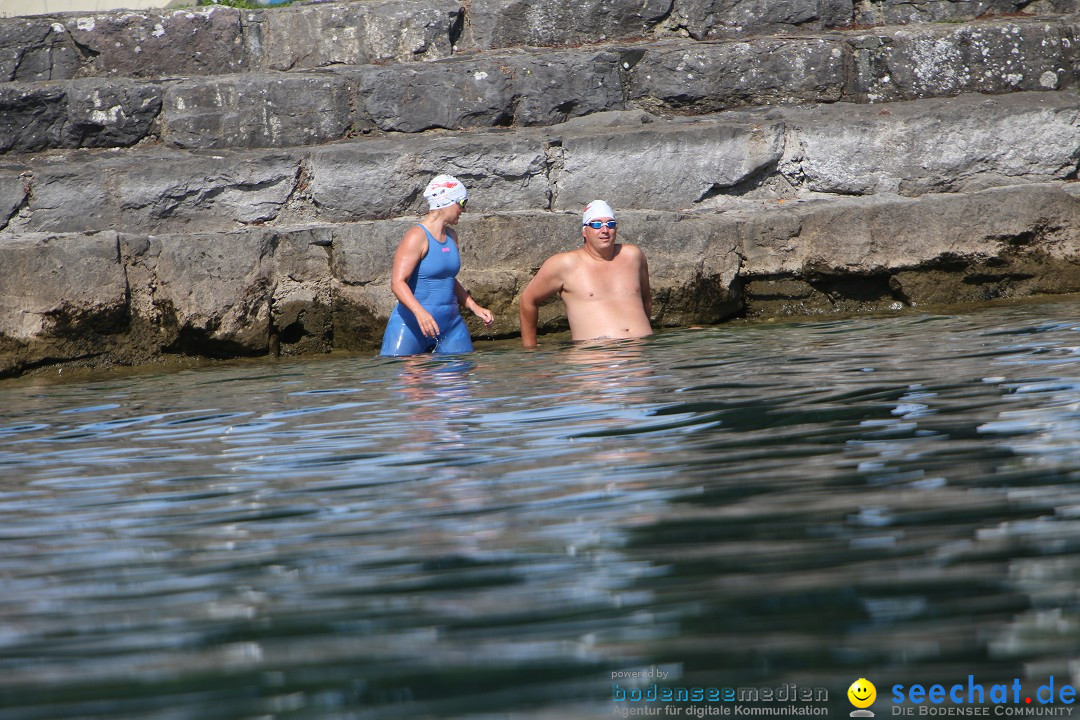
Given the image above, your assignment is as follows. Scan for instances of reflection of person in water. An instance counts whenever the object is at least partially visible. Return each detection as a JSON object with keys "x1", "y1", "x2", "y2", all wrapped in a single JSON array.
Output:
[
  {"x1": 396, "y1": 356, "x2": 475, "y2": 423},
  {"x1": 380, "y1": 174, "x2": 493, "y2": 357},
  {"x1": 553, "y1": 342, "x2": 662, "y2": 483},
  {"x1": 564, "y1": 342, "x2": 651, "y2": 396},
  {"x1": 394, "y1": 357, "x2": 490, "y2": 522}
]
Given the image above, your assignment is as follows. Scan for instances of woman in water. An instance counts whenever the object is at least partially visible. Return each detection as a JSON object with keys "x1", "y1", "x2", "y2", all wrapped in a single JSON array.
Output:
[{"x1": 379, "y1": 174, "x2": 494, "y2": 356}]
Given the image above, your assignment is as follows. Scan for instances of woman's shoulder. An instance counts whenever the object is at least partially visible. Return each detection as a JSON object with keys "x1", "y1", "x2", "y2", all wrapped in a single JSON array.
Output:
[
  {"x1": 398, "y1": 225, "x2": 431, "y2": 254},
  {"x1": 402, "y1": 224, "x2": 433, "y2": 242}
]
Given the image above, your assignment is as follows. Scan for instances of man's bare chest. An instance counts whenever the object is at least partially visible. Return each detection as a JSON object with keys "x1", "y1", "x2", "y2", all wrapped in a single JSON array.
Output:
[{"x1": 563, "y1": 259, "x2": 640, "y2": 299}]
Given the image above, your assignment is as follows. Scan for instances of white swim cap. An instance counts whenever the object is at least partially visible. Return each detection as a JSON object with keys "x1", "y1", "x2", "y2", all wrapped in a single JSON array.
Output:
[
  {"x1": 583, "y1": 200, "x2": 615, "y2": 225},
  {"x1": 423, "y1": 174, "x2": 468, "y2": 210}
]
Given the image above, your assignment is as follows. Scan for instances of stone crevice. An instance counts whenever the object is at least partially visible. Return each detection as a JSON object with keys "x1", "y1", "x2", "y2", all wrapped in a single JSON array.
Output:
[
  {"x1": 449, "y1": 3, "x2": 466, "y2": 51},
  {"x1": 0, "y1": 173, "x2": 32, "y2": 232},
  {"x1": 67, "y1": 32, "x2": 99, "y2": 69},
  {"x1": 544, "y1": 140, "x2": 565, "y2": 211},
  {"x1": 274, "y1": 161, "x2": 311, "y2": 225}
]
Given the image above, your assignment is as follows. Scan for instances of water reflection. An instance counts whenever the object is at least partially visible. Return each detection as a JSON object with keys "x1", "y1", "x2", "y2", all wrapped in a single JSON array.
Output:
[{"x1": 1, "y1": 299, "x2": 1080, "y2": 717}]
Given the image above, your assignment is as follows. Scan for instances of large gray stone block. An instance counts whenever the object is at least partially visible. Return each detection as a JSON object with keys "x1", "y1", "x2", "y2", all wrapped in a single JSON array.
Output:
[
  {"x1": 63, "y1": 78, "x2": 162, "y2": 148},
  {"x1": 347, "y1": 48, "x2": 625, "y2": 132},
  {"x1": 553, "y1": 117, "x2": 786, "y2": 210},
  {"x1": 605, "y1": 211, "x2": 742, "y2": 325},
  {"x1": 776, "y1": 91, "x2": 1080, "y2": 195},
  {"x1": 0, "y1": 84, "x2": 67, "y2": 154},
  {"x1": 467, "y1": 0, "x2": 672, "y2": 49},
  {"x1": 306, "y1": 133, "x2": 550, "y2": 221},
  {"x1": 15, "y1": 150, "x2": 300, "y2": 234},
  {"x1": 64, "y1": 7, "x2": 247, "y2": 79},
  {"x1": 849, "y1": 20, "x2": 1080, "y2": 101},
  {"x1": 626, "y1": 38, "x2": 848, "y2": 112},
  {"x1": 252, "y1": 0, "x2": 461, "y2": 70},
  {"x1": 330, "y1": 218, "x2": 415, "y2": 290},
  {"x1": 122, "y1": 231, "x2": 274, "y2": 354},
  {"x1": 0, "y1": 232, "x2": 126, "y2": 341},
  {"x1": 737, "y1": 182, "x2": 1080, "y2": 314},
  {"x1": 0, "y1": 17, "x2": 80, "y2": 82},
  {"x1": 347, "y1": 58, "x2": 516, "y2": 133},
  {"x1": 670, "y1": 0, "x2": 854, "y2": 39},
  {"x1": 511, "y1": 51, "x2": 626, "y2": 126},
  {"x1": 121, "y1": 226, "x2": 333, "y2": 355},
  {"x1": 160, "y1": 72, "x2": 352, "y2": 149},
  {"x1": 0, "y1": 78, "x2": 160, "y2": 154},
  {"x1": 853, "y1": 0, "x2": 1063, "y2": 25},
  {"x1": 9, "y1": 154, "x2": 111, "y2": 234},
  {"x1": 738, "y1": 183, "x2": 1080, "y2": 277},
  {"x1": 115, "y1": 152, "x2": 300, "y2": 232},
  {"x1": 268, "y1": 227, "x2": 335, "y2": 355}
]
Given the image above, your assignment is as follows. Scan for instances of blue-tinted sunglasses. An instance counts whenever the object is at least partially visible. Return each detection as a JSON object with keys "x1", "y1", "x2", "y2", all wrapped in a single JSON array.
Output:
[{"x1": 584, "y1": 220, "x2": 617, "y2": 229}]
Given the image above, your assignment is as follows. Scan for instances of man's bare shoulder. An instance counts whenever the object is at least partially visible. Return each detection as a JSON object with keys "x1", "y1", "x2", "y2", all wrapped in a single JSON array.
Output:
[
  {"x1": 539, "y1": 247, "x2": 584, "y2": 271},
  {"x1": 616, "y1": 243, "x2": 646, "y2": 259}
]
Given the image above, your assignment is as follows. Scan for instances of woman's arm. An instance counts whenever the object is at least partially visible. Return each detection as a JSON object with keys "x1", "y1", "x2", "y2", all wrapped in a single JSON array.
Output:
[
  {"x1": 455, "y1": 280, "x2": 494, "y2": 326},
  {"x1": 447, "y1": 229, "x2": 493, "y2": 326}
]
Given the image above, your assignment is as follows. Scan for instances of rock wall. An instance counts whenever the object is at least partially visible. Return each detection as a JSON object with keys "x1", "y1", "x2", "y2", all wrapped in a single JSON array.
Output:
[{"x1": 1, "y1": 0, "x2": 1079, "y2": 376}]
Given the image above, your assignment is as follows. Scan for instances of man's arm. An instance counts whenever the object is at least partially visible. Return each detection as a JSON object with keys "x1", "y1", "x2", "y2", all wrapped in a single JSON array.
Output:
[
  {"x1": 519, "y1": 257, "x2": 565, "y2": 348},
  {"x1": 638, "y1": 249, "x2": 652, "y2": 318}
]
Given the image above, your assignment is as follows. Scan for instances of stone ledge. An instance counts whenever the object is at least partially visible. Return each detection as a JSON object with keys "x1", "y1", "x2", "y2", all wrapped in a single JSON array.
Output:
[
  {"x1": 0, "y1": 2, "x2": 460, "y2": 82},
  {"x1": 1, "y1": 92, "x2": 1076, "y2": 235},
  {"x1": 4, "y1": 0, "x2": 1080, "y2": 85},
  {"x1": 2, "y1": 16, "x2": 1078, "y2": 154}
]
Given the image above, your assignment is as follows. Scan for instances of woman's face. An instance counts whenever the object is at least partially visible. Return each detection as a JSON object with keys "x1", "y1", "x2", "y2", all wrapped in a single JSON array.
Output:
[{"x1": 445, "y1": 199, "x2": 466, "y2": 224}]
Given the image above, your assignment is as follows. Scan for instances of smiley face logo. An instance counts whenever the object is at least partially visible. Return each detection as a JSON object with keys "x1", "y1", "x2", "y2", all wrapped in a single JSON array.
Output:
[{"x1": 848, "y1": 678, "x2": 876, "y2": 709}]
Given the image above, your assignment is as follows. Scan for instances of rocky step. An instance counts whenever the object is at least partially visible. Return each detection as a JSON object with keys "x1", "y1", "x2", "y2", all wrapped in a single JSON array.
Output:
[
  {"x1": 3, "y1": 181, "x2": 1078, "y2": 377},
  {"x1": 3, "y1": 0, "x2": 1079, "y2": 84},
  {"x1": 3, "y1": 14, "x2": 1079, "y2": 155},
  {"x1": 0, "y1": 1, "x2": 461, "y2": 83},
  {"x1": 2, "y1": 91, "x2": 1077, "y2": 237}
]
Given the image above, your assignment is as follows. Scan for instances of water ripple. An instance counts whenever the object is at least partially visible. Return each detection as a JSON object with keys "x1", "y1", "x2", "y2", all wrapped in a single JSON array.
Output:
[{"x1": 2, "y1": 298, "x2": 1080, "y2": 718}]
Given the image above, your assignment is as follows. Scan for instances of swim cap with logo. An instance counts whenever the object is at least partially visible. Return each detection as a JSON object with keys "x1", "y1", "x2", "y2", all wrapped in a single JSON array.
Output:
[{"x1": 423, "y1": 174, "x2": 468, "y2": 210}]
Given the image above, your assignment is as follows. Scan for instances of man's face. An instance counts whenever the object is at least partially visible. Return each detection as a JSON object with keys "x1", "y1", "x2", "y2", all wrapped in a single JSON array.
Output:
[{"x1": 582, "y1": 217, "x2": 617, "y2": 250}]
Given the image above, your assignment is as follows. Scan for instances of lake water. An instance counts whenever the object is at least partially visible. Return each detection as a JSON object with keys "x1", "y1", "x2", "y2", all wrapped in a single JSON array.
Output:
[{"x1": 3, "y1": 297, "x2": 1080, "y2": 720}]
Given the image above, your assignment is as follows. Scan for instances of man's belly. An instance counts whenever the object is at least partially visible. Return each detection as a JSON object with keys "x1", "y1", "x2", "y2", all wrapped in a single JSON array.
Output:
[{"x1": 566, "y1": 298, "x2": 652, "y2": 341}]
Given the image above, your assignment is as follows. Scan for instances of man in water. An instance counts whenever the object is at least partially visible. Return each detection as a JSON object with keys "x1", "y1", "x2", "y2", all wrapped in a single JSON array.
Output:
[{"x1": 519, "y1": 200, "x2": 652, "y2": 347}]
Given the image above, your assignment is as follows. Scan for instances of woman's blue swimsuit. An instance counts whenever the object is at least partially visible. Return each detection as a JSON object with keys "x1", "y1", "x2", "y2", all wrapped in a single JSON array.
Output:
[{"x1": 380, "y1": 226, "x2": 474, "y2": 356}]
